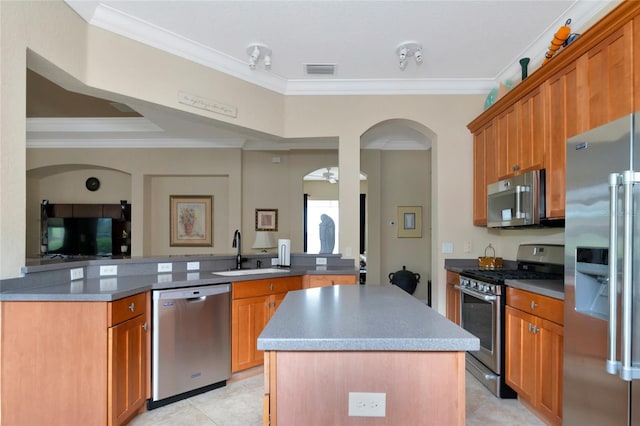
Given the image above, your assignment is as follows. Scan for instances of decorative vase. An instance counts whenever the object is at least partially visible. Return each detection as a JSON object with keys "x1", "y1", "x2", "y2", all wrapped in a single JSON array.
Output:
[
  {"x1": 184, "y1": 223, "x2": 193, "y2": 235},
  {"x1": 519, "y1": 58, "x2": 530, "y2": 81}
]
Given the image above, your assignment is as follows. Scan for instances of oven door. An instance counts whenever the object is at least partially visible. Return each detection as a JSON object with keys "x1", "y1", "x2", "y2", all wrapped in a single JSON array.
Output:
[{"x1": 457, "y1": 285, "x2": 501, "y2": 373}]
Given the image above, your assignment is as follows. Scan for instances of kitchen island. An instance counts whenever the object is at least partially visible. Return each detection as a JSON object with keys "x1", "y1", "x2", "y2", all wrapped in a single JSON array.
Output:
[{"x1": 257, "y1": 284, "x2": 479, "y2": 425}]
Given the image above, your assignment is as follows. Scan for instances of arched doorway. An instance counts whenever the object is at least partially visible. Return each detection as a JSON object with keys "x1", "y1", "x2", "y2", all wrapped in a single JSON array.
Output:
[{"x1": 360, "y1": 119, "x2": 435, "y2": 302}]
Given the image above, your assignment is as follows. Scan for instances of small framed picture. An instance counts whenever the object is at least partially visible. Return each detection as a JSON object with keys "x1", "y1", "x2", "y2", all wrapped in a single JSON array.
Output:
[
  {"x1": 170, "y1": 195, "x2": 213, "y2": 247},
  {"x1": 397, "y1": 206, "x2": 422, "y2": 238},
  {"x1": 255, "y1": 209, "x2": 278, "y2": 231}
]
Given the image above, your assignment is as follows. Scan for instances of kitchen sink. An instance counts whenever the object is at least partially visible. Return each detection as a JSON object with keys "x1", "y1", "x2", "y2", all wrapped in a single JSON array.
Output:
[{"x1": 212, "y1": 268, "x2": 287, "y2": 277}]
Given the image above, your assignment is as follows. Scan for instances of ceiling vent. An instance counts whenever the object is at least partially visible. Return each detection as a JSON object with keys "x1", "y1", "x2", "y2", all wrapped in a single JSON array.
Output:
[{"x1": 305, "y1": 64, "x2": 336, "y2": 75}]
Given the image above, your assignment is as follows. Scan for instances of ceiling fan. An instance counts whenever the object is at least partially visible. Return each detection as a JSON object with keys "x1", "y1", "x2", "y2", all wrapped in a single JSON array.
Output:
[{"x1": 322, "y1": 168, "x2": 338, "y2": 184}]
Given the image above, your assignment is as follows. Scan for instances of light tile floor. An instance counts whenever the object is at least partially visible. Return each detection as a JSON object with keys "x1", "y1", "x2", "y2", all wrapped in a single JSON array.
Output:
[{"x1": 131, "y1": 367, "x2": 544, "y2": 426}]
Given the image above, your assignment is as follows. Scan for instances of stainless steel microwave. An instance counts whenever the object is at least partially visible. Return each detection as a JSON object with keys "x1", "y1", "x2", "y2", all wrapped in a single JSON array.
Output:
[{"x1": 487, "y1": 169, "x2": 545, "y2": 228}]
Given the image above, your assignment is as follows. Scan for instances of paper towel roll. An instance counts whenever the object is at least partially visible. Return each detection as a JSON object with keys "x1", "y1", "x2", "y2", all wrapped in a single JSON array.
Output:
[{"x1": 278, "y1": 239, "x2": 291, "y2": 267}]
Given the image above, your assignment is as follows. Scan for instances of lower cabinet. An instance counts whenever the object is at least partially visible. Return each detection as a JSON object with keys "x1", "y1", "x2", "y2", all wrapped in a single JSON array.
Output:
[
  {"x1": 1, "y1": 292, "x2": 150, "y2": 426},
  {"x1": 231, "y1": 276, "x2": 302, "y2": 372},
  {"x1": 505, "y1": 288, "x2": 563, "y2": 425},
  {"x1": 108, "y1": 292, "x2": 150, "y2": 425},
  {"x1": 445, "y1": 270, "x2": 460, "y2": 325},
  {"x1": 302, "y1": 274, "x2": 358, "y2": 288}
]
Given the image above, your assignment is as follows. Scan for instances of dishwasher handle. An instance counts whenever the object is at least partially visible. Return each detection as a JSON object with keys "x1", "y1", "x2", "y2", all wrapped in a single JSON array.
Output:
[{"x1": 153, "y1": 284, "x2": 230, "y2": 301}]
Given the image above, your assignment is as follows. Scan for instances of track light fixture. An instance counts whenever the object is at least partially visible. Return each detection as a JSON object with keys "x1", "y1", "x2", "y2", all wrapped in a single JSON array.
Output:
[
  {"x1": 396, "y1": 41, "x2": 423, "y2": 70},
  {"x1": 246, "y1": 43, "x2": 272, "y2": 70}
]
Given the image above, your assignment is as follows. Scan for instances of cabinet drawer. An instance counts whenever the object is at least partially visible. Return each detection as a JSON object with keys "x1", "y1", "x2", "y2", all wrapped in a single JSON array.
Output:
[
  {"x1": 108, "y1": 292, "x2": 147, "y2": 327},
  {"x1": 233, "y1": 276, "x2": 302, "y2": 299},
  {"x1": 507, "y1": 287, "x2": 563, "y2": 325},
  {"x1": 446, "y1": 271, "x2": 460, "y2": 286},
  {"x1": 305, "y1": 274, "x2": 357, "y2": 288}
]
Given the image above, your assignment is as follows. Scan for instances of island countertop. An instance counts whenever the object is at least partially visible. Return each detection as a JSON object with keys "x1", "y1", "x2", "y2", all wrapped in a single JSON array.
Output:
[{"x1": 258, "y1": 284, "x2": 479, "y2": 352}]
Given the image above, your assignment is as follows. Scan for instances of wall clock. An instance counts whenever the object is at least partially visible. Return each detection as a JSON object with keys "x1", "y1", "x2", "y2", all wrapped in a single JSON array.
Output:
[{"x1": 85, "y1": 177, "x2": 100, "y2": 192}]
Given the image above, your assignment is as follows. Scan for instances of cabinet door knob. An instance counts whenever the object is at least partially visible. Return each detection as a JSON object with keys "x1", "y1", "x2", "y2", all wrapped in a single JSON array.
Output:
[
  {"x1": 129, "y1": 302, "x2": 135, "y2": 312},
  {"x1": 530, "y1": 301, "x2": 537, "y2": 309},
  {"x1": 142, "y1": 322, "x2": 148, "y2": 331}
]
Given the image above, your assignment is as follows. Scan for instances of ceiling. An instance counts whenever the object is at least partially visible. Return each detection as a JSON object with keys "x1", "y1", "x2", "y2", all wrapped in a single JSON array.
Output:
[
  {"x1": 64, "y1": 0, "x2": 611, "y2": 95},
  {"x1": 28, "y1": 1, "x2": 613, "y2": 150}
]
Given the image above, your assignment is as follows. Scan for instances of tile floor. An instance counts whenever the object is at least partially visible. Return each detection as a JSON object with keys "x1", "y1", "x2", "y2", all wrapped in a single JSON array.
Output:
[{"x1": 131, "y1": 367, "x2": 544, "y2": 426}]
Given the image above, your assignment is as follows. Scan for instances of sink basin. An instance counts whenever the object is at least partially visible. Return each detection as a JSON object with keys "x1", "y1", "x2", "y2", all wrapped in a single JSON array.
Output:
[{"x1": 212, "y1": 268, "x2": 287, "y2": 277}]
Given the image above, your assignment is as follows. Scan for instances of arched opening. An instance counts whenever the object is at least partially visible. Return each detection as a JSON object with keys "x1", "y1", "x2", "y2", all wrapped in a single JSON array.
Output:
[{"x1": 360, "y1": 118, "x2": 435, "y2": 301}]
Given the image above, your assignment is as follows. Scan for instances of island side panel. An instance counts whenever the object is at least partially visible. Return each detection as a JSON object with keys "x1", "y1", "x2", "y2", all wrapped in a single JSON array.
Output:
[
  {"x1": 1, "y1": 301, "x2": 109, "y2": 425},
  {"x1": 274, "y1": 350, "x2": 465, "y2": 425}
]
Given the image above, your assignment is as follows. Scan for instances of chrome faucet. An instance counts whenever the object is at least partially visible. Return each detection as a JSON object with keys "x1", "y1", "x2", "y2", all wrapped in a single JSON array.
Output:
[{"x1": 232, "y1": 229, "x2": 242, "y2": 269}]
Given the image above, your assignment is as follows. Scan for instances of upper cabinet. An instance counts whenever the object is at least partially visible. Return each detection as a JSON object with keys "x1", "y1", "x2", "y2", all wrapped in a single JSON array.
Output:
[
  {"x1": 546, "y1": 62, "x2": 579, "y2": 220},
  {"x1": 581, "y1": 23, "x2": 633, "y2": 129},
  {"x1": 517, "y1": 87, "x2": 546, "y2": 174},
  {"x1": 473, "y1": 121, "x2": 496, "y2": 226},
  {"x1": 468, "y1": 1, "x2": 640, "y2": 225}
]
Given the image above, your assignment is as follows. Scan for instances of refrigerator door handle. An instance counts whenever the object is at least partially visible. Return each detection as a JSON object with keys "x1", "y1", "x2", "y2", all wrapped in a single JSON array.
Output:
[
  {"x1": 620, "y1": 171, "x2": 640, "y2": 380},
  {"x1": 607, "y1": 172, "x2": 621, "y2": 375}
]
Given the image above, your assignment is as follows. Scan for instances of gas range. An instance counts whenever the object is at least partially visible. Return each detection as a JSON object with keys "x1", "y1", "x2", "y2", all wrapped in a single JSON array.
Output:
[
  {"x1": 459, "y1": 268, "x2": 563, "y2": 294},
  {"x1": 456, "y1": 243, "x2": 564, "y2": 399}
]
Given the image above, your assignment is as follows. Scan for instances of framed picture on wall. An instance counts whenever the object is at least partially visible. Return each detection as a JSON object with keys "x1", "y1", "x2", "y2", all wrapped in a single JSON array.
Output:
[
  {"x1": 397, "y1": 206, "x2": 422, "y2": 238},
  {"x1": 255, "y1": 208, "x2": 278, "y2": 231},
  {"x1": 170, "y1": 195, "x2": 213, "y2": 246}
]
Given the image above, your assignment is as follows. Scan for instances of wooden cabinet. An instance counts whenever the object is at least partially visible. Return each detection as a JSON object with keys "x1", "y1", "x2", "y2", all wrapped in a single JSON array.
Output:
[
  {"x1": 473, "y1": 121, "x2": 497, "y2": 226},
  {"x1": 545, "y1": 63, "x2": 579, "y2": 219},
  {"x1": 108, "y1": 292, "x2": 149, "y2": 426},
  {"x1": 496, "y1": 105, "x2": 519, "y2": 180},
  {"x1": 506, "y1": 288, "x2": 563, "y2": 425},
  {"x1": 581, "y1": 23, "x2": 633, "y2": 130},
  {"x1": 469, "y1": 1, "x2": 640, "y2": 225},
  {"x1": 517, "y1": 87, "x2": 546, "y2": 174},
  {"x1": 1, "y1": 292, "x2": 150, "y2": 426},
  {"x1": 445, "y1": 270, "x2": 460, "y2": 325},
  {"x1": 496, "y1": 89, "x2": 545, "y2": 181},
  {"x1": 302, "y1": 274, "x2": 358, "y2": 288},
  {"x1": 231, "y1": 276, "x2": 302, "y2": 372}
]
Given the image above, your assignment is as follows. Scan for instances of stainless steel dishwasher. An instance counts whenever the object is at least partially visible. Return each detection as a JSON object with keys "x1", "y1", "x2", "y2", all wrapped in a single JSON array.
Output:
[{"x1": 149, "y1": 284, "x2": 231, "y2": 409}]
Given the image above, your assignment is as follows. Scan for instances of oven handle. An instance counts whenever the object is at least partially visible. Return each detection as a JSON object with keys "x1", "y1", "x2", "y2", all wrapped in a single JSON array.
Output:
[{"x1": 454, "y1": 285, "x2": 497, "y2": 302}]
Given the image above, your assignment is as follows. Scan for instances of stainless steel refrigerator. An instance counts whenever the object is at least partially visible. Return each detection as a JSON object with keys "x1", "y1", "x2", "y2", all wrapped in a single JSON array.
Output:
[{"x1": 565, "y1": 113, "x2": 640, "y2": 425}]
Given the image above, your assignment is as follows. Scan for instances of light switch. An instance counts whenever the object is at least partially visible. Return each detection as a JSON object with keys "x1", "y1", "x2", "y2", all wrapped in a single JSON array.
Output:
[{"x1": 442, "y1": 242, "x2": 454, "y2": 254}]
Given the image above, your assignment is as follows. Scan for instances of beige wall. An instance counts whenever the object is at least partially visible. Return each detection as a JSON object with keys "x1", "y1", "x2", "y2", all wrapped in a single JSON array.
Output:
[
  {"x1": 27, "y1": 148, "x2": 242, "y2": 258},
  {"x1": 1, "y1": 1, "x2": 565, "y2": 313}
]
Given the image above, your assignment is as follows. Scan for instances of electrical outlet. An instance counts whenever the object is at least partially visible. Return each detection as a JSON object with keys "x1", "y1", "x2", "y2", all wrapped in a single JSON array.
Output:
[
  {"x1": 271, "y1": 258, "x2": 278, "y2": 266},
  {"x1": 70, "y1": 268, "x2": 84, "y2": 281},
  {"x1": 157, "y1": 274, "x2": 172, "y2": 283},
  {"x1": 100, "y1": 265, "x2": 118, "y2": 276},
  {"x1": 464, "y1": 241, "x2": 472, "y2": 253},
  {"x1": 187, "y1": 261, "x2": 200, "y2": 271},
  {"x1": 316, "y1": 257, "x2": 327, "y2": 265},
  {"x1": 348, "y1": 392, "x2": 386, "y2": 417},
  {"x1": 157, "y1": 263, "x2": 172, "y2": 273}
]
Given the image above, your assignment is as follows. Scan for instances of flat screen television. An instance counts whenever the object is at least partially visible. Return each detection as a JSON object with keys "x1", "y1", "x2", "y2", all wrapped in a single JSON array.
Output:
[{"x1": 47, "y1": 217, "x2": 113, "y2": 256}]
